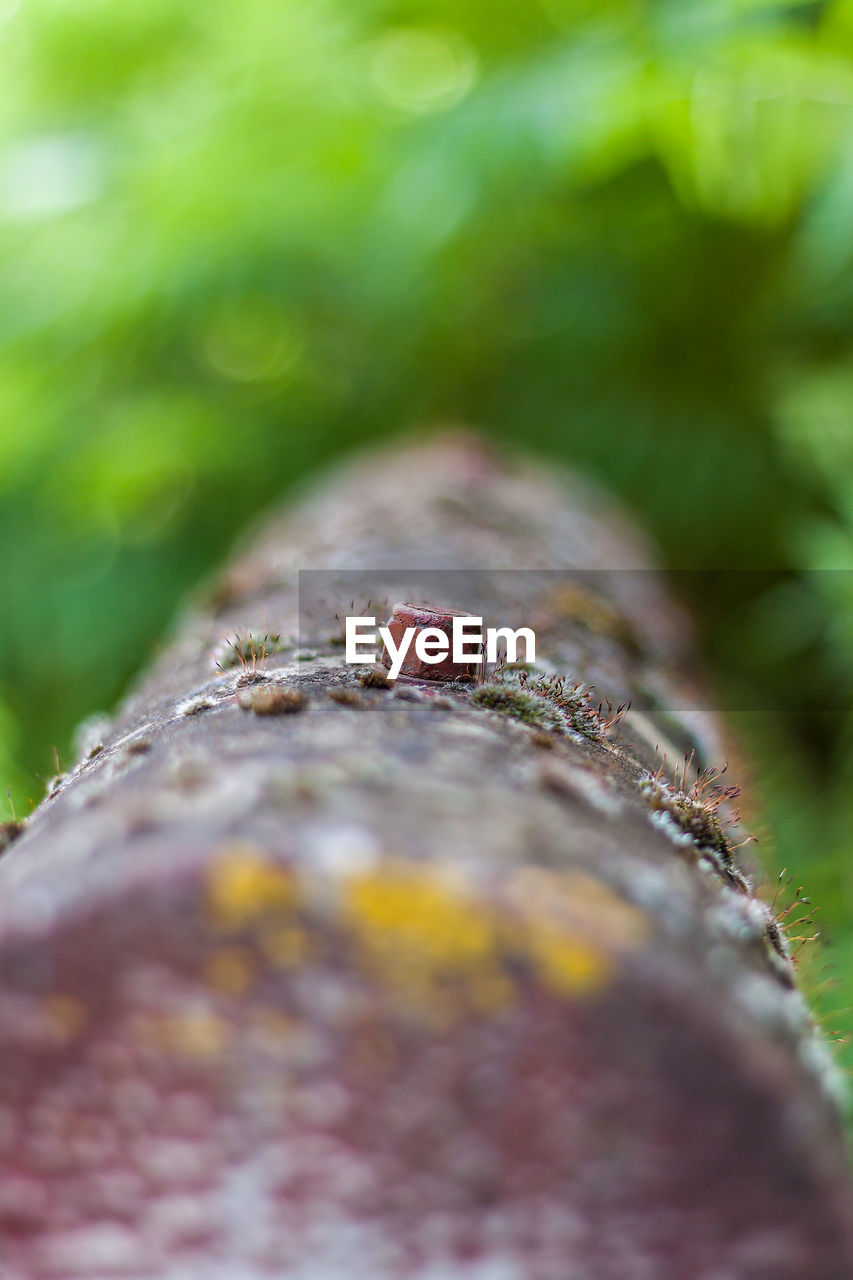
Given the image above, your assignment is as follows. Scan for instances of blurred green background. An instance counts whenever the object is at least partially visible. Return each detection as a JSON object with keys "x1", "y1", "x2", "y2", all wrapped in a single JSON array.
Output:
[{"x1": 2, "y1": 0, "x2": 853, "y2": 1073}]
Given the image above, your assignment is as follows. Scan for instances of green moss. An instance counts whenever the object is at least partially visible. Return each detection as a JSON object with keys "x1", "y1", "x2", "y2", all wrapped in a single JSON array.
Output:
[
  {"x1": 639, "y1": 775, "x2": 731, "y2": 860},
  {"x1": 531, "y1": 675, "x2": 602, "y2": 740},
  {"x1": 485, "y1": 666, "x2": 603, "y2": 739},
  {"x1": 471, "y1": 684, "x2": 565, "y2": 732}
]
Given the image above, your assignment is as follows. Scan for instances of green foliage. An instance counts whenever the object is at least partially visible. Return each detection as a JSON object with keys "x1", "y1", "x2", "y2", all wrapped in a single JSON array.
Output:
[{"x1": 1, "y1": 0, "x2": 853, "y2": 1071}]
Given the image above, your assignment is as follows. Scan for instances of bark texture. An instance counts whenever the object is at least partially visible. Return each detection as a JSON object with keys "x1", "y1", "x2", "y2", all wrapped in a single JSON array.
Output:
[{"x1": 0, "y1": 433, "x2": 851, "y2": 1280}]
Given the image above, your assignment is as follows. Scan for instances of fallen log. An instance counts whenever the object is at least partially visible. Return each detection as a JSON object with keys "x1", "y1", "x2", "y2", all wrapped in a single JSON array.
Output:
[{"x1": 0, "y1": 433, "x2": 850, "y2": 1280}]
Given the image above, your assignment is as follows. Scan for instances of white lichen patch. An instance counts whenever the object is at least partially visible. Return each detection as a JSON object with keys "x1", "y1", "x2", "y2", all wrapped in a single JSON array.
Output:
[
  {"x1": 609, "y1": 858, "x2": 695, "y2": 938},
  {"x1": 731, "y1": 971, "x2": 846, "y2": 1109},
  {"x1": 798, "y1": 1034, "x2": 848, "y2": 1113},
  {"x1": 302, "y1": 821, "x2": 380, "y2": 878},
  {"x1": 707, "y1": 891, "x2": 771, "y2": 946},
  {"x1": 176, "y1": 694, "x2": 216, "y2": 717},
  {"x1": 648, "y1": 808, "x2": 695, "y2": 849}
]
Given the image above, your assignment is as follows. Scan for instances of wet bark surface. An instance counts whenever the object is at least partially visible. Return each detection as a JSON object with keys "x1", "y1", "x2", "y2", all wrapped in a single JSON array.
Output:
[{"x1": 0, "y1": 434, "x2": 850, "y2": 1279}]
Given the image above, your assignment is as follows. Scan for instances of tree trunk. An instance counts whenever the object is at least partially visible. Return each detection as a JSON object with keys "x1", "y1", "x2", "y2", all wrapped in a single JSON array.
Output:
[{"x1": 0, "y1": 433, "x2": 850, "y2": 1280}]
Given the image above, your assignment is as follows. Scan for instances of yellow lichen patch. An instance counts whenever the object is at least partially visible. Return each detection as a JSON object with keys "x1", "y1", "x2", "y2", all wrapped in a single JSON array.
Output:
[
  {"x1": 501, "y1": 867, "x2": 650, "y2": 998},
  {"x1": 203, "y1": 849, "x2": 650, "y2": 1021},
  {"x1": 42, "y1": 995, "x2": 87, "y2": 1042},
  {"x1": 342, "y1": 860, "x2": 641, "y2": 1014},
  {"x1": 206, "y1": 844, "x2": 297, "y2": 931},
  {"x1": 508, "y1": 867, "x2": 650, "y2": 954},
  {"x1": 346, "y1": 864, "x2": 497, "y2": 970},
  {"x1": 343, "y1": 863, "x2": 504, "y2": 1024},
  {"x1": 203, "y1": 947, "x2": 255, "y2": 996},
  {"x1": 526, "y1": 928, "x2": 610, "y2": 996}
]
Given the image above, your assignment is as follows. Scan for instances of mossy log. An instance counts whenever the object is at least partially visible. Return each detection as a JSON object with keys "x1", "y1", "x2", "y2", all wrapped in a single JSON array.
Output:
[{"x1": 0, "y1": 434, "x2": 851, "y2": 1279}]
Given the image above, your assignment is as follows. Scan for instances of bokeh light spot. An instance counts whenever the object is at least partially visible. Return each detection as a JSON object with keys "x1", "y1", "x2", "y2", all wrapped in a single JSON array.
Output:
[
  {"x1": 200, "y1": 295, "x2": 305, "y2": 383},
  {"x1": 369, "y1": 27, "x2": 478, "y2": 115}
]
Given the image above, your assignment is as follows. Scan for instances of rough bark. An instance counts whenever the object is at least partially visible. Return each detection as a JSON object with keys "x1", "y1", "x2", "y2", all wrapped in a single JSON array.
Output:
[{"x1": 0, "y1": 433, "x2": 850, "y2": 1280}]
